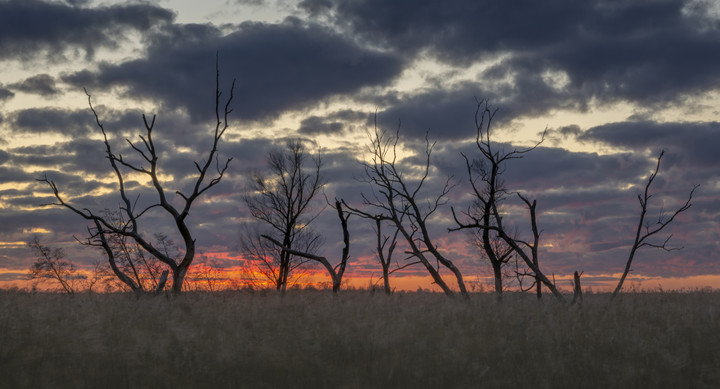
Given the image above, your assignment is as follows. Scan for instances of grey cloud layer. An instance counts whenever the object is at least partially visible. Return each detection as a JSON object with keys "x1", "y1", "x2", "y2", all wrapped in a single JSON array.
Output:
[
  {"x1": 303, "y1": 0, "x2": 720, "y2": 120},
  {"x1": 63, "y1": 19, "x2": 404, "y2": 123},
  {"x1": 0, "y1": 0, "x2": 174, "y2": 61}
]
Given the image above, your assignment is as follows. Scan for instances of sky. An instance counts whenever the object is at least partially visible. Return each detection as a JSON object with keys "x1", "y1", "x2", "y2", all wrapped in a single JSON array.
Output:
[{"x1": 1, "y1": 0, "x2": 719, "y2": 292}]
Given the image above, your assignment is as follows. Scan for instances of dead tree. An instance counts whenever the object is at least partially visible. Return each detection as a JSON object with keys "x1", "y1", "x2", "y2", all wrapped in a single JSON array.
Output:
[
  {"x1": 262, "y1": 199, "x2": 350, "y2": 294},
  {"x1": 572, "y1": 271, "x2": 583, "y2": 306},
  {"x1": 611, "y1": 150, "x2": 698, "y2": 300},
  {"x1": 27, "y1": 237, "x2": 78, "y2": 294},
  {"x1": 76, "y1": 209, "x2": 169, "y2": 296},
  {"x1": 38, "y1": 58, "x2": 235, "y2": 294},
  {"x1": 450, "y1": 99, "x2": 565, "y2": 302},
  {"x1": 456, "y1": 102, "x2": 516, "y2": 298},
  {"x1": 343, "y1": 121, "x2": 469, "y2": 299},
  {"x1": 242, "y1": 139, "x2": 325, "y2": 293},
  {"x1": 373, "y1": 217, "x2": 401, "y2": 294}
]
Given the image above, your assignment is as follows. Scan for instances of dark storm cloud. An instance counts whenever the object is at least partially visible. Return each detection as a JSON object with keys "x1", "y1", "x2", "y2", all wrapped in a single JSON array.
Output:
[
  {"x1": 0, "y1": 87, "x2": 14, "y2": 102},
  {"x1": 302, "y1": 0, "x2": 720, "y2": 115},
  {"x1": 372, "y1": 86, "x2": 491, "y2": 140},
  {"x1": 298, "y1": 115, "x2": 344, "y2": 135},
  {"x1": 63, "y1": 19, "x2": 404, "y2": 123},
  {"x1": 0, "y1": 149, "x2": 9, "y2": 165},
  {"x1": 9, "y1": 138, "x2": 110, "y2": 178},
  {"x1": 0, "y1": 0, "x2": 174, "y2": 61},
  {"x1": 367, "y1": 81, "x2": 584, "y2": 141},
  {"x1": 503, "y1": 147, "x2": 650, "y2": 191},
  {"x1": 0, "y1": 165, "x2": 27, "y2": 183},
  {"x1": 300, "y1": 0, "x2": 586, "y2": 58},
  {"x1": 8, "y1": 74, "x2": 59, "y2": 96},
  {"x1": 7, "y1": 106, "x2": 147, "y2": 138},
  {"x1": 579, "y1": 120, "x2": 720, "y2": 172},
  {"x1": 298, "y1": 110, "x2": 368, "y2": 135},
  {"x1": 8, "y1": 108, "x2": 94, "y2": 137}
]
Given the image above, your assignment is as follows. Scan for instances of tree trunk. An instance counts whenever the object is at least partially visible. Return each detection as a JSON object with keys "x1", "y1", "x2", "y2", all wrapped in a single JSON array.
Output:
[
  {"x1": 612, "y1": 242, "x2": 639, "y2": 300},
  {"x1": 382, "y1": 264, "x2": 391, "y2": 294},
  {"x1": 154, "y1": 270, "x2": 169, "y2": 296},
  {"x1": 572, "y1": 271, "x2": 583, "y2": 306},
  {"x1": 492, "y1": 261, "x2": 503, "y2": 300},
  {"x1": 171, "y1": 266, "x2": 188, "y2": 294}
]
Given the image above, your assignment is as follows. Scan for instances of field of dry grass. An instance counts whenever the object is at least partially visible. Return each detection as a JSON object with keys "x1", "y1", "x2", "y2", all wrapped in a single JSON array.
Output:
[{"x1": 1, "y1": 288, "x2": 719, "y2": 388}]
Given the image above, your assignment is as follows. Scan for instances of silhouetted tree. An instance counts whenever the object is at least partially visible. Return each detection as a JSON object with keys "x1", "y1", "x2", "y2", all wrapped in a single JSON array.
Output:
[
  {"x1": 343, "y1": 121, "x2": 469, "y2": 298},
  {"x1": 26, "y1": 236, "x2": 110, "y2": 294},
  {"x1": 373, "y1": 216, "x2": 402, "y2": 294},
  {"x1": 77, "y1": 209, "x2": 169, "y2": 296},
  {"x1": 27, "y1": 236, "x2": 78, "y2": 294},
  {"x1": 455, "y1": 101, "x2": 515, "y2": 298},
  {"x1": 450, "y1": 99, "x2": 565, "y2": 302},
  {"x1": 572, "y1": 271, "x2": 583, "y2": 306},
  {"x1": 39, "y1": 59, "x2": 235, "y2": 294},
  {"x1": 242, "y1": 139, "x2": 324, "y2": 293},
  {"x1": 262, "y1": 199, "x2": 350, "y2": 294},
  {"x1": 612, "y1": 150, "x2": 698, "y2": 300}
]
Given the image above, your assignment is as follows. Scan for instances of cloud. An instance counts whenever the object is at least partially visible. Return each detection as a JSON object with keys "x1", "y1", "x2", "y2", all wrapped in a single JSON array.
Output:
[
  {"x1": 0, "y1": 0, "x2": 174, "y2": 62},
  {"x1": 8, "y1": 74, "x2": 60, "y2": 96},
  {"x1": 6, "y1": 106, "x2": 148, "y2": 139},
  {"x1": 371, "y1": 86, "x2": 490, "y2": 140},
  {"x1": 63, "y1": 18, "x2": 404, "y2": 123},
  {"x1": 579, "y1": 120, "x2": 720, "y2": 173},
  {"x1": 302, "y1": 0, "x2": 720, "y2": 115},
  {"x1": 0, "y1": 87, "x2": 14, "y2": 102},
  {"x1": 9, "y1": 137, "x2": 112, "y2": 179},
  {"x1": 7, "y1": 108, "x2": 94, "y2": 137},
  {"x1": 297, "y1": 110, "x2": 368, "y2": 135}
]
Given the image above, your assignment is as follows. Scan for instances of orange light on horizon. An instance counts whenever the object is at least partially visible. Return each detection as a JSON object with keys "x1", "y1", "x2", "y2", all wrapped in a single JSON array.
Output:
[{"x1": 4, "y1": 253, "x2": 720, "y2": 293}]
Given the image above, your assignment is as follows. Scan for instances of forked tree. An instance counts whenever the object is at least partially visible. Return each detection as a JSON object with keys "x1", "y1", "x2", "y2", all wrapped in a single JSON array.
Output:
[
  {"x1": 39, "y1": 60, "x2": 235, "y2": 294},
  {"x1": 612, "y1": 150, "x2": 698, "y2": 300},
  {"x1": 343, "y1": 122, "x2": 469, "y2": 299},
  {"x1": 242, "y1": 139, "x2": 325, "y2": 293},
  {"x1": 450, "y1": 99, "x2": 565, "y2": 302},
  {"x1": 262, "y1": 199, "x2": 351, "y2": 294},
  {"x1": 372, "y1": 216, "x2": 403, "y2": 294}
]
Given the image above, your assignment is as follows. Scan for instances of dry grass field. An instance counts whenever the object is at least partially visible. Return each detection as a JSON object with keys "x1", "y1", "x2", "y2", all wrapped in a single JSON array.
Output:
[{"x1": 1, "y1": 288, "x2": 719, "y2": 388}]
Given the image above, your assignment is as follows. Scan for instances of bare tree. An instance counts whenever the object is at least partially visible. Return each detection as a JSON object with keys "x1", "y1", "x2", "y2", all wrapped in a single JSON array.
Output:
[
  {"x1": 26, "y1": 236, "x2": 112, "y2": 294},
  {"x1": 76, "y1": 209, "x2": 169, "y2": 296},
  {"x1": 27, "y1": 237, "x2": 78, "y2": 294},
  {"x1": 38, "y1": 58, "x2": 235, "y2": 294},
  {"x1": 242, "y1": 139, "x2": 325, "y2": 293},
  {"x1": 456, "y1": 101, "x2": 516, "y2": 298},
  {"x1": 262, "y1": 199, "x2": 351, "y2": 294},
  {"x1": 343, "y1": 121, "x2": 469, "y2": 298},
  {"x1": 572, "y1": 271, "x2": 583, "y2": 306},
  {"x1": 450, "y1": 99, "x2": 565, "y2": 302},
  {"x1": 373, "y1": 216, "x2": 401, "y2": 294},
  {"x1": 612, "y1": 150, "x2": 698, "y2": 300}
]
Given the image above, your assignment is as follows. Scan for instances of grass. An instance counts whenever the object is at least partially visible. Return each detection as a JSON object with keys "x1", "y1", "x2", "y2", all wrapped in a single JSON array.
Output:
[{"x1": 1, "y1": 288, "x2": 719, "y2": 388}]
